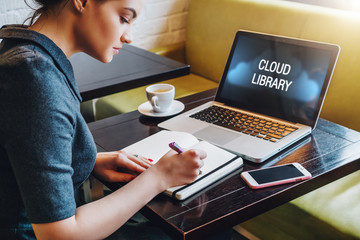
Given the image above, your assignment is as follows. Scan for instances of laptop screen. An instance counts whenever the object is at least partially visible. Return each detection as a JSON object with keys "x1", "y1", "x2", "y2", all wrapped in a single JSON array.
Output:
[{"x1": 215, "y1": 30, "x2": 340, "y2": 127}]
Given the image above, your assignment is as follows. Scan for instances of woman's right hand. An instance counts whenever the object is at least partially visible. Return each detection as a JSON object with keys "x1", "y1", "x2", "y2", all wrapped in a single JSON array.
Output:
[{"x1": 150, "y1": 149, "x2": 207, "y2": 191}]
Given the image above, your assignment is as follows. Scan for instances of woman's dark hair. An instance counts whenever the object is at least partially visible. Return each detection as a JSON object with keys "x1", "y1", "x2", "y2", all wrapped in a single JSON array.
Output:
[{"x1": 24, "y1": 0, "x2": 70, "y2": 25}]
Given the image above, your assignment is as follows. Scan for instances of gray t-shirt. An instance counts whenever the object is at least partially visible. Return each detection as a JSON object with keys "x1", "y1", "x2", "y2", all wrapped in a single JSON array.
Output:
[{"x1": 0, "y1": 25, "x2": 97, "y2": 239}]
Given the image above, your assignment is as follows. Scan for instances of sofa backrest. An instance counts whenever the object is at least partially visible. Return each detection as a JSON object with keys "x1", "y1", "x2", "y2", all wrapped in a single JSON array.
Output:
[{"x1": 186, "y1": 0, "x2": 360, "y2": 131}]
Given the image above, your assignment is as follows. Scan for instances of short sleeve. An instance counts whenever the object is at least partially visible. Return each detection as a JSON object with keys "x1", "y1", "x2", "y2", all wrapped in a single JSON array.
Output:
[{"x1": 2, "y1": 50, "x2": 78, "y2": 223}]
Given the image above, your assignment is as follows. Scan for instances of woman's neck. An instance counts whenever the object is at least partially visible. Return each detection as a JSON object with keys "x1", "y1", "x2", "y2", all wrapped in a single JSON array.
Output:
[{"x1": 28, "y1": 10, "x2": 78, "y2": 58}]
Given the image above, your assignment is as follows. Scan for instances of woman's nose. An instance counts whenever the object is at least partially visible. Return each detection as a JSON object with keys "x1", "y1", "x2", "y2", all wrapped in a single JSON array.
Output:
[{"x1": 121, "y1": 32, "x2": 132, "y2": 44}]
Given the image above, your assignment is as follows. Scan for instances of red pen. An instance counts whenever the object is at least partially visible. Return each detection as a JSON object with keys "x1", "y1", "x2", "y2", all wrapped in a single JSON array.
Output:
[{"x1": 169, "y1": 142, "x2": 185, "y2": 154}]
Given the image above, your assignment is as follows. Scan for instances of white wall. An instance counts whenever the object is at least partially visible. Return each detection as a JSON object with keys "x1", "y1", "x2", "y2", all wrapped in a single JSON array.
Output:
[{"x1": 0, "y1": 0, "x2": 190, "y2": 50}]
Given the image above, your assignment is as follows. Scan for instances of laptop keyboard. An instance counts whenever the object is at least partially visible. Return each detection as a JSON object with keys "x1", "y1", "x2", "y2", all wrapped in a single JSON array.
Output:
[{"x1": 189, "y1": 106, "x2": 298, "y2": 143}]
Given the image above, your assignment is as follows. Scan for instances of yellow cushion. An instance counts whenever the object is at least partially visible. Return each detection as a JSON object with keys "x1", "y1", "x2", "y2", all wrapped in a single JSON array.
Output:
[
  {"x1": 186, "y1": 0, "x2": 360, "y2": 131},
  {"x1": 94, "y1": 74, "x2": 218, "y2": 120},
  {"x1": 291, "y1": 170, "x2": 360, "y2": 238},
  {"x1": 150, "y1": 42, "x2": 186, "y2": 64},
  {"x1": 237, "y1": 198, "x2": 356, "y2": 239}
]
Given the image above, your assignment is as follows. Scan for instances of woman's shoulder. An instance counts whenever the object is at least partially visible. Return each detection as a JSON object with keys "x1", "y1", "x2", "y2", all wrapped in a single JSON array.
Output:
[
  {"x1": 0, "y1": 41, "x2": 75, "y2": 106},
  {"x1": 0, "y1": 41, "x2": 66, "y2": 88},
  {"x1": 0, "y1": 41, "x2": 55, "y2": 68}
]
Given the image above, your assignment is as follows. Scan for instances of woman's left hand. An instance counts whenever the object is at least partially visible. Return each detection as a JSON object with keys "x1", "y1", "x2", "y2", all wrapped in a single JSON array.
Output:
[{"x1": 93, "y1": 151, "x2": 153, "y2": 182}]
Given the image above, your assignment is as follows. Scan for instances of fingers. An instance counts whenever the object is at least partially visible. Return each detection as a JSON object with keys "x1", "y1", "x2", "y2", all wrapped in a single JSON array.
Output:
[
  {"x1": 185, "y1": 149, "x2": 206, "y2": 168},
  {"x1": 129, "y1": 154, "x2": 153, "y2": 168},
  {"x1": 150, "y1": 148, "x2": 208, "y2": 189},
  {"x1": 121, "y1": 157, "x2": 147, "y2": 173},
  {"x1": 116, "y1": 151, "x2": 153, "y2": 174},
  {"x1": 187, "y1": 149, "x2": 207, "y2": 160},
  {"x1": 179, "y1": 149, "x2": 206, "y2": 179},
  {"x1": 94, "y1": 151, "x2": 154, "y2": 183}
]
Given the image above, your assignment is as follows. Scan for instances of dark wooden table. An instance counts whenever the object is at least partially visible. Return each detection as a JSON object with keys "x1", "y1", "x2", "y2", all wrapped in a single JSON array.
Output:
[
  {"x1": 70, "y1": 44, "x2": 190, "y2": 101},
  {"x1": 88, "y1": 89, "x2": 360, "y2": 240}
]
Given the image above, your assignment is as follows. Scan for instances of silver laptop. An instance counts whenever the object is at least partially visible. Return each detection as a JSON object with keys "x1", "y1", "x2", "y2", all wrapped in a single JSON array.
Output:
[{"x1": 159, "y1": 30, "x2": 340, "y2": 163}]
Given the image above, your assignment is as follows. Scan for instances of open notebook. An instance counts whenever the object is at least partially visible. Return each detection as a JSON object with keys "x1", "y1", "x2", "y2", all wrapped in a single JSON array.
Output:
[{"x1": 122, "y1": 130, "x2": 243, "y2": 200}]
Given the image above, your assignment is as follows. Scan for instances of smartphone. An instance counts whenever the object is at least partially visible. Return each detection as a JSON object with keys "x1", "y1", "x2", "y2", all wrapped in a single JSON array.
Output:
[{"x1": 241, "y1": 163, "x2": 312, "y2": 189}]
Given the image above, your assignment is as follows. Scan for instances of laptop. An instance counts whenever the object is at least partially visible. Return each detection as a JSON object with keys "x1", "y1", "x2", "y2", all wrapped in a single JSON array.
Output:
[{"x1": 159, "y1": 30, "x2": 340, "y2": 163}]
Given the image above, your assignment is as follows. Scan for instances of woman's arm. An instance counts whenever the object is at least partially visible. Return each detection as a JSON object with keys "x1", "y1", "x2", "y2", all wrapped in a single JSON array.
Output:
[{"x1": 32, "y1": 149, "x2": 206, "y2": 240}]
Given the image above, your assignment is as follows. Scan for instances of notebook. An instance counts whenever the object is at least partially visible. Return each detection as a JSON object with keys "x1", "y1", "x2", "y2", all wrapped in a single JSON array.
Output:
[
  {"x1": 159, "y1": 30, "x2": 340, "y2": 163},
  {"x1": 122, "y1": 130, "x2": 243, "y2": 200}
]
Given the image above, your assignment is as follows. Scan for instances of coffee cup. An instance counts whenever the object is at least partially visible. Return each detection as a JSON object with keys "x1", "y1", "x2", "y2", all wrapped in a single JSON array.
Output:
[{"x1": 146, "y1": 84, "x2": 175, "y2": 113}]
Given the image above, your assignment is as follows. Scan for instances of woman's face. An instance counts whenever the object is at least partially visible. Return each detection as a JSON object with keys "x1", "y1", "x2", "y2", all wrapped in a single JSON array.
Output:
[{"x1": 74, "y1": 0, "x2": 144, "y2": 63}]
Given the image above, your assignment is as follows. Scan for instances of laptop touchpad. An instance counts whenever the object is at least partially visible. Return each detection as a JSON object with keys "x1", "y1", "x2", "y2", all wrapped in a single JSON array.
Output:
[{"x1": 194, "y1": 126, "x2": 240, "y2": 145}]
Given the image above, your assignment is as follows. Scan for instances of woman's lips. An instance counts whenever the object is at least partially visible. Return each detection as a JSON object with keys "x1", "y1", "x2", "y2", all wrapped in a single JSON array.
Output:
[{"x1": 113, "y1": 47, "x2": 122, "y2": 54}]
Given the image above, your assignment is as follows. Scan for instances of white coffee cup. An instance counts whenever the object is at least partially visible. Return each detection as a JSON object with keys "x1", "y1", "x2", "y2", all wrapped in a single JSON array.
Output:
[{"x1": 146, "y1": 84, "x2": 175, "y2": 113}]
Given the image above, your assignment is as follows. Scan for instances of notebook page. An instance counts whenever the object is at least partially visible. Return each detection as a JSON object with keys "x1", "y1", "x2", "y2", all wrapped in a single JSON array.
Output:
[{"x1": 122, "y1": 130, "x2": 199, "y2": 162}]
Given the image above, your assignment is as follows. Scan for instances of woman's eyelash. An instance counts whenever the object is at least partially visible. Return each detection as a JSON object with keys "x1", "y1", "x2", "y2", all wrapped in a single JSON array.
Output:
[{"x1": 120, "y1": 17, "x2": 129, "y2": 24}]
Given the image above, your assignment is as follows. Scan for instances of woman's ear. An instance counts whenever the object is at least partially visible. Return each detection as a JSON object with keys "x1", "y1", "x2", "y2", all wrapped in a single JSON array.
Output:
[{"x1": 73, "y1": 0, "x2": 88, "y2": 13}]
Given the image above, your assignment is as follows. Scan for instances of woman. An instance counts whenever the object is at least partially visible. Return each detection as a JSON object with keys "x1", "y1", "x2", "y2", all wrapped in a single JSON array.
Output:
[{"x1": 0, "y1": 0, "x2": 207, "y2": 239}]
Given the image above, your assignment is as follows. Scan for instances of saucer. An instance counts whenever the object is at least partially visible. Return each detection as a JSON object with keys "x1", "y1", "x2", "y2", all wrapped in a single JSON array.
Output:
[{"x1": 138, "y1": 100, "x2": 185, "y2": 117}]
